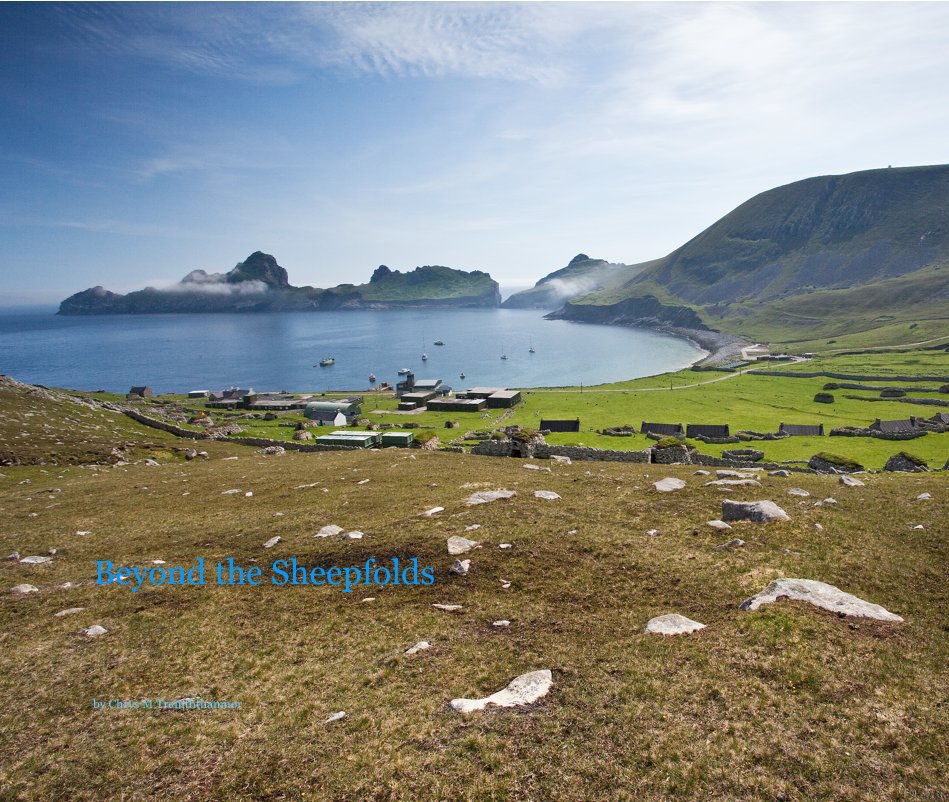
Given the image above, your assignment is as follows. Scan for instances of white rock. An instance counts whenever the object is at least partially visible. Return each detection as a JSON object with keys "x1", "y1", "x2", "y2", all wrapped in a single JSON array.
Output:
[
  {"x1": 244, "y1": 491, "x2": 253, "y2": 497},
  {"x1": 421, "y1": 506, "x2": 445, "y2": 517},
  {"x1": 693, "y1": 470, "x2": 710, "y2": 476},
  {"x1": 357, "y1": 479, "x2": 370, "y2": 485},
  {"x1": 822, "y1": 498, "x2": 837, "y2": 505},
  {"x1": 815, "y1": 523, "x2": 824, "y2": 531},
  {"x1": 645, "y1": 529, "x2": 660, "y2": 537},
  {"x1": 263, "y1": 536, "x2": 281, "y2": 549},
  {"x1": 296, "y1": 482, "x2": 319, "y2": 489},
  {"x1": 11, "y1": 584, "x2": 39, "y2": 595},
  {"x1": 654, "y1": 477, "x2": 686, "y2": 492},
  {"x1": 316, "y1": 524, "x2": 344, "y2": 538},
  {"x1": 533, "y1": 490, "x2": 561, "y2": 500},
  {"x1": 151, "y1": 559, "x2": 166, "y2": 565},
  {"x1": 645, "y1": 614, "x2": 706, "y2": 635},
  {"x1": 340, "y1": 531, "x2": 364, "y2": 540},
  {"x1": 716, "y1": 470, "x2": 759, "y2": 479},
  {"x1": 916, "y1": 492, "x2": 932, "y2": 500},
  {"x1": 704, "y1": 479, "x2": 761, "y2": 488},
  {"x1": 465, "y1": 489, "x2": 517, "y2": 505},
  {"x1": 450, "y1": 669, "x2": 553, "y2": 713},
  {"x1": 788, "y1": 488, "x2": 810, "y2": 497},
  {"x1": 55, "y1": 607, "x2": 85, "y2": 617},
  {"x1": 432, "y1": 603, "x2": 463, "y2": 612},
  {"x1": 324, "y1": 711, "x2": 346, "y2": 723},
  {"x1": 499, "y1": 543, "x2": 513, "y2": 549},
  {"x1": 222, "y1": 489, "x2": 241, "y2": 495},
  {"x1": 20, "y1": 555, "x2": 52, "y2": 565},
  {"x1": 839, "y1": 475, "x2": 865, "y2": 487},
  {"x1": 450, "y1": 559, "x2": 471, "y2": 576},
  {"x1": 722, "y1": 499, "x2": 790, "y2": 523},
  {"x1": 523, "y1": 463, "x2": 541, "y2": 470},
  {"x1": 492, "y1": 620, "x2": 511, "y2": 628},
  {"x1": 464, "y1": 524, "x2": 481, "y2": 532},
  {"x1": 707, "y1": 519, "x2": 732, "y2": 531},
  {"x1": 715, "y1": 538, "x2": 745, "y2": 550},
  {"x1": 4, "y1": 551, "x2": 19, "y2": 561},
  {"x1": 500, "y1": 580, "x2": 511, "y2": 589},
  {"x1": 361, "y1": 597, "x2": 375, "y2": 603},
  {"x1": 82, "y1": 625, "x2": 108, "y2": 637},
  {"x1": 769, "y1": 470, "x2": 791, "y2": 477},
  {"x1": 75, "y1": 530, "x2": 91, "y2": 536},
  {"x1": 447, "y1": 536, "x2": 480, "y2": 555},
  {"x1": 912, "y1": 524, "x2": 924, "y2": 530},
  {"x1": 405, "y1": 640, "x2": 432, "y2": 655},
  {"x1": 550, "y1": 455, "x2": 571, "y2": 464},
  {"x1": 740, "y1": 578, "x2": 903, "y2": 622}
]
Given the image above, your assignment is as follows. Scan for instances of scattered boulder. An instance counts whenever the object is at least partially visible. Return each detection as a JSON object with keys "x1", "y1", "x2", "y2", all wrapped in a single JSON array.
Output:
[
  {"x1": 769, "y1": 470, "x2": 791, "y2": 477},
  {"x1": 432, "y1": 603, "x2": 463, "y2": 612},
  {"x1": 715, "y1": 470, "x2": 759, "y2": 479},
  {"x1": 693, "y1": 470, "x2": 710, "y2": 476},
  {"x1": 316, "y1": 524, "x2": 343, "y2": 538},
  {"x1": 447, "y1": 536, "x2": 480, "y2": 555},
  {"x1": 722, "y1": 499, "x2": 790, "y2": 523},
  {"x1": 645, "y1": 614, "x2": 706, "y2": 635},
  {"x1": 715, "y1": 538, "x2": 746, "y2": 550},
  {"x1": 839, "y1": 475, "x2": 865, "y2": 487},
  {"x1": 55, "y1": 607, "x2": 85, "y2": 617},
  {"x1": 324, "y1": 711, "x2": 346, "y2": 724},
  {"x1": 404, "y1": 641, "x2": 431, "y2": 656},
  {"x1": 263, "y1": 536, "x2": 281, "y2": 549},
  {"x1": 707, "y1": 519, "x2": 732, "y2": 531},
  {"x1": 450, "y1": 669, "x2": 553, "y2": 713},
  {"x1": 787, "y1": 488, "x2": 810, "y2": 497},
  {"x1": 19, "y1": 555, "x2": 52, "y2": 565},
  {"x1": 4, "y1": 551, "x2": 19, "y2": 561},
  {"x1": 533, "y1": 490, "x2": 561, "y2": 500},
  {"x1": 917, "y1": 492, "x2": 932, "y2": 500},
  {"x1": 465, "y1": 489, "x2": 516, "y2": 505},
  {"x1": 704, "y1": 479, "x2": 761, "y2": 488},
  {"x1": 550, "y1": 455, "x2": 572, "y2": 464},
  {"x1": 464, "y1": 524, "x2": 481, "y2": 532},
  {"x1": 813, "y1": 392, "x2": 835, "y2": 404},
  {"x1": 492, "y1": 620, "x2": 511, "y2": 628},
  {"x1": 82, "y1": 625, "x2": 108, "y2": 637},
  {"x1": 883, "y1": 452, "x2": 929, "y2": 473},
  {"x1": 421, "y1": 506, "x2": 445, "y2": 517},
  {"x1": 260, "y1": 446, "x2": 285, "y2": 456},
  {"x1": 340, "y1": 531, "x2": 364, "y2": 540},
  {"x1": 499, "y1": 543, "x2": 513, "y2": 549},
  {"x1": 653, "y1": 477, "x2": 686, "y2": 492},
  {"x1": 739, "y1": 578, "x2": 903, "y2": 621},
  {"x1": 11, "y1": 584, "x2": 39, "y2": 595},
  {"x1": 222, "y1": 489, "x2": 241, "y2": 495},
  {"x1": 449, "y1": 559, "x2": 471, "y2": 576}
]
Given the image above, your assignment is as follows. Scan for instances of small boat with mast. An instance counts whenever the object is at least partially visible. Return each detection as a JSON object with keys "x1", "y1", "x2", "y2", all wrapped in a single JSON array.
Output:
[{"x1": 318, "y1": 357, "x2": 335, "y2": 367}]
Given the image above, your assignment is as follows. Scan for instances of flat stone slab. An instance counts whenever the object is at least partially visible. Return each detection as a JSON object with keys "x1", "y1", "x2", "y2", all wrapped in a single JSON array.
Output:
[
  {"x1": 788, "y1": 488, "x2": 810, "y2": 497},
  {"x1": 839, "y1": 475, "x2": 865, "y2": 487},
  {"x1": 464, "y1": 524, "x2": 481, "y2": 532},
  {"x1": 432, "y1": 603, "x2": 463, "y2": 612},
  {"x1": 653, "y1": 477, "x2": 686, "y2": 492},
  {"x1": 715, "y1": 538, "x2": 746, "y2": 550},
  {"x1": 421, "y1": 507, "x2": 444, "y2": 517},
  {"x1": 11, "y1": 584, "x2": 39, "y2": 595},
  {"x1": 769, "y1": 470, "x2": 791, "y2": 477},
  {"x1": 339, "y1": 531, "x2": 364, "y2": 540},
  {"x1": 916, "y1": 492, "x2": 932, "y2": 500},
  {"x1": 465, "y1": 489, "x2": 517, "y2": 505},
  {"x1": 316, "y1": 524, "x2": 343, "y2": 538},
  {"x1": 533, "y1": 490, "x2": 561, "y2": 500},
  {"x1": 704, "y1": 479, "x2": 761, "y2": 488},
  {"x1": 55, "y1": 607, "x2": 85, "y2": 617},
  {"x1": 19, "y1": 555, "x2": 52, "y2": 565},
  {"x1": 739, "y1": 578, "x2": 903, "y2": 622},
  {"x1": 263, "y1": 537, "x2": 281, "y2": 549},
  {"x1": 645, "y1": 614, "x2": 706, "y2": 635},
  {"x1": 492, "y1": 620, "x2": 511, "y2": 627},
  {"x1": 716, "y1": 470, "x2": 759, "y2": 479},
  {"x1": 450, "y1": 669, "x2": 553, "y2": 713},
  {"x1": 707, "y1": 519, "x2": 732, "y2": 531},
  {"x1": 447, "y1": 536, "x2": 480, "y2": 555},
  {"x1": 722, "y1": 499, "x2": 790, "y2": 522},
  {"x1": 404, "y1": 641, "x2": 431, "y2": 655},
  {"x1": 324, "y1": 711, "x2": 346, "y2": 723}
]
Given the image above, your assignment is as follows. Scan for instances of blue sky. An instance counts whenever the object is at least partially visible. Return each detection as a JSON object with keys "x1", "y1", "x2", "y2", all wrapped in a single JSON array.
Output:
[{"x1": 2, "y1": 2, "x2": 948, "y2": 303}]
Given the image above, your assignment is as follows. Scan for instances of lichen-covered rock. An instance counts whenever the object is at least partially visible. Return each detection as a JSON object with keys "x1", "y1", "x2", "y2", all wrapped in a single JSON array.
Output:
[
  {"x1": 533, "y1": 490, "x2": 561, "y2": 500},
  {"x1": 707, "y1": 519, "x2": 732, "y2": 530},
  {"x1": 449, "y1": 559, "x2": 471, "y2": 576},
  {"x1": 447, "y1": 536, "x2": 480, "y2": 555},
  {"x1": 260, "y1": 446, "x2": 285, "y2": 456},
  {"x1": 839, "y1": 475, "x2": 865, "y2": 487},
  {"x1": 722, "y1": 499, "x2": 790, "y2": 522},
  {"x1": 808, "y1": 453, "x2": 864, "y2": 473},
  {"x1": 704, "y1": 479, "x2": 761, "y2": 488},
  {"x1": 739, "y1": 578, "x2": 903, "y2": 621},
  {"x1": 653, "y1": 477, "x2": 686, "y2": 492},
  {"x1": 465, "y1": 489, "x2": 516, "y2": 505},
  {"x1": 450, "y1": 669, "x2": 553, "y2": 713}
]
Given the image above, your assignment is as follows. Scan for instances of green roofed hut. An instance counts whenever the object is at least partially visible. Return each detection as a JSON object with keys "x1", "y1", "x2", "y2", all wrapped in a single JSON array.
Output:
[
  {"x1": 314, "y1": 431, "x2": 381, "y2": 448},
  {"x1": 380, "y1": 431, "x2": 414, "y2": 447}
]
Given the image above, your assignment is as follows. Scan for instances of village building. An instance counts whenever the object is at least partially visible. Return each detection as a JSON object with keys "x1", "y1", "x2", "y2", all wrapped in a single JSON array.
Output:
[
  {"x1": 869, "y1": 417, "x2": 919, "y2": 433},
  {"x1": 128, "y1": 386, "x2": 153, "y2": 398},
  {"x1": 540, "y1": 419, "x2": 581, "y2": 433},
  {"x1": 304, "y1": 400, "x2": 362, "y2": 426},
  {"x1": 686, "y1": 423, "x2": 730, "y2": 438},
  {"x1": 427, "y1": 397, "x2": 487, "y2": 412},
  {"x1": 640, "y1": 422, "x2": 684, "y2": 437},
  {"x1": 187, "y1": 390, "x2": 209, "y2": 399},
  {"x1": 314, "y1": 431, "x2": 380, "y2": 448},
  {"x1": 779, "y1": 423, "x2": 825, "y2": 436}
]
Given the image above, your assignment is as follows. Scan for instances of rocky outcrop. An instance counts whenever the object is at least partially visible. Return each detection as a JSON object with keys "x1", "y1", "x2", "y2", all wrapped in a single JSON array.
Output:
[
  {"x1": 740, "y1": 578, "x2": 903, "y2": 622},
  {"x1": 883, "y1": 452, "x2": 929, "y2": 472}
]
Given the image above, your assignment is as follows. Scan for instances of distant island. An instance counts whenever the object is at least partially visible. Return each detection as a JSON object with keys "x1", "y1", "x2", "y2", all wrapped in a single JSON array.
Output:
[{"x1": 58, "y1": 252, "x2": 502, "y2": 314}]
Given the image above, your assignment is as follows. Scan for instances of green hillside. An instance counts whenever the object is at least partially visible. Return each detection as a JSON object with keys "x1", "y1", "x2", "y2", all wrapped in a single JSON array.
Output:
[
  {"x1": 501, "y1": 254, "x2": 648, "y2": 309},
  {"x1": 556, "y1": 166, "x2": 949, "y2": 349}
]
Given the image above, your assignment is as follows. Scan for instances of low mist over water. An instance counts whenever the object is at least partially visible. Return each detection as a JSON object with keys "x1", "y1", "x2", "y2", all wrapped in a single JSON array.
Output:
[{"x1": 0, "y1": 308, "x2": 704, "y2": 393}]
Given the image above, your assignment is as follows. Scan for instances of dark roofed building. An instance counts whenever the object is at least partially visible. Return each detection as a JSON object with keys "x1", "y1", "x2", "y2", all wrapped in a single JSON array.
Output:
[
  {"x1": 928, "y1": 412, "x2": 949, "y2": 425},
  {"x1": 686, "y1": 423, "x2": 730, "y2": 439},
  {"x1": 641, "y1": 422, "x2": 684, "y2": 437},
  {"x1": 486, "y1": 390, "x2": 522, "y2": 408},
  {"x1": 129, "y1": 386, "x2": 153, "y2": 398},
  {"x1": 779, "y1": 423, "x2": 824, "y2": 436},
  {"x1": 427, "y1": 397, "x2": 486, "y2": 412},
  {"x1": 463, "y1": 387, "x2": 505, "y2": 399},
  {"x1": 869, "y1": 417, "x2": 919, "y2": 433},
  {"x1": 540, "y1": 419, "x2": 580, "y2": 433}
]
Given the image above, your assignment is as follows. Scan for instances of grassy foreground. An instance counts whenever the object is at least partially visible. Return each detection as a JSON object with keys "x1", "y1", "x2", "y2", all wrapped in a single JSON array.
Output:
[{"x1": 1, "y1": 429, "x2": 947, "y2": 800}]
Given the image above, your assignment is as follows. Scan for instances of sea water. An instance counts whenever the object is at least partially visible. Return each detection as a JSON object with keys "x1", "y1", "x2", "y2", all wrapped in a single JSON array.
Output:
[{"x1": 0, "y1": 307, "x2": 704, "y2": 393}]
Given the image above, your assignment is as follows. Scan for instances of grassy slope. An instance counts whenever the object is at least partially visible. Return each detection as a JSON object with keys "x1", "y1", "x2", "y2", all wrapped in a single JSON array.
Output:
[{"x1": 1, "y1": 446, "x2": 946, "y2": 801}]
